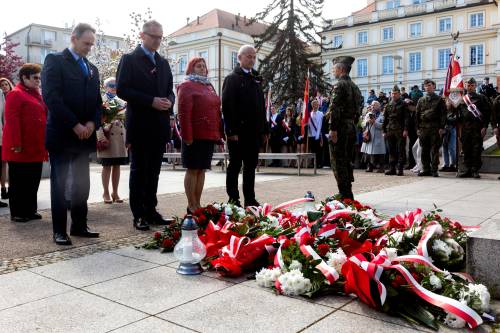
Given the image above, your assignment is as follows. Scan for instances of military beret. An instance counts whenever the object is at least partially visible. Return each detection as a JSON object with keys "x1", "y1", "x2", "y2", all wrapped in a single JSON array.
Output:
[
  {"x1": 332, "y1": 56, "x2": 355, "y2": 67},
  {"x1": 466, "y1": 77, "x2": 476, "y2": 84},
  {"x1": 484, "y1": 77, "x2": 490, "y2": 80},
  {"x1": 392, "y1": 85, "x2": 400, "y2": 92}
]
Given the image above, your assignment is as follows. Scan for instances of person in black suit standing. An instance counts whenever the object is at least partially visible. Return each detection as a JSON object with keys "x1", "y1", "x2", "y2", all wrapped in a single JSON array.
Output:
[
  {"x1": 116, "y1": 20, "x2": 174, "y2": 231},
  {"x1": 42, "y1": 23, "x2": 101, "y2": 245},
  {"x1": 222, "y1": 45, "x2": 268, "y2": 208}
]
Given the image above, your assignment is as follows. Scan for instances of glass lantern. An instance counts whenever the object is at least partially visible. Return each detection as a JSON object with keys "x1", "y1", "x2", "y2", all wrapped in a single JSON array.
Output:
[
  {"x1": 303, "y1": 191, "x2": 316, "y2": 212},
  {"x1": 174, "y1": 215, "x2": 207, "y2": 275}
]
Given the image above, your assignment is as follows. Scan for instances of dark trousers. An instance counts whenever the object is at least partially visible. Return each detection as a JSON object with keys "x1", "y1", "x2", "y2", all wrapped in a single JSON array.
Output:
[
  {"x1": 8, "y1": 162, "x2": 42, "y2": 218},
  {"x1": 419, "y1": 129, "x2": 441, "y2": 173},
  {"x1": 226, "y1": 137, "x2": 259, "y2": 203},
  {"x1": 329, "y1": 123, "x2": 356, "y2": 200},
  {"x1": 269, "y1": 136, "x2": 282, "y2": 166},
  {"x1": 50, "y1": 151, "x2": 90, "y2": 234},
  {"x1": 129, "y1": 144, "x2": 165, "y2": 219},
  {"x1": 461, "y1": 129, "x2": 483, "y2": 172},
  {"x1": 386, "y1": 133, "x2": 406, "y2": 170},
  {"x1": 407, "y1": 132, "x2": 417, "y2": 168},
  {"x1": 309, "y1": 137, "x2": 323, "y2": 167}
]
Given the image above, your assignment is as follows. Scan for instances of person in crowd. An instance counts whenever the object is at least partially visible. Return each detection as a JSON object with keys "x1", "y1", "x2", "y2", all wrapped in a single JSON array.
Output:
[
  {"x1": 2, "y1": 64, "x2": 47, "y2": 222},
  {"x1": 97, "y1": 77, "x2": 128, "y2": 204},
  {"x1": 405, "y1": 98, "x2": 418, "y2": 170},
  {"x1": 401, "y1": 87, "x2": 409, "y2": 100},
  {"x1": 269, "y1": 105, "x2": 284, "y2": 166},
  {"x1": 295, "y1": 98, "x2": 303, "y2": 117},
  {"x1": 377, "y1": 91, "x2": 388, "y2": 107},
  {"x1": 116, "y1": 20, "x2": 175, "y2": 231},
  {"x1": 493, "y1": 93, "x2": 500, "y2": 180},
  {"x1": 410, "y1": 85, "x2": 423, "y2": 105},
  {"x1": 177, "y1": 57, "x2": 223, "y2": 214},
  {"x1": 222, "y1": 45, "x2": 268, "y2": 207},
  {"x1": 320, "y1": 95, "x2": 329, "y2": 113},
  {"x1": 42, "y1": 23, "x2": 101, "y2": 245},
  {"x1": 440, "y1": 99, "x2": 458, "y2": 172},
  {"x1": 295, "y1": 111, "x2": 307, "y2": 167},
  {"x1": 282, "y1": 106, "x2": 296, "y2": 166},
  {"x1": 361, "y1": 101, "x2": 385, "y2": 173},
  {"x1": 321, "y1": 106, "x2": 331, "y2": 168},
  {"x1": 382, "y1": 85, "x2": 409, "y2": 176},
  {"x1": 456, "y1": 78, "x2": 491, "y2": 178},
  {"x1": 415, "y1": 79, "x2": 446, "y2": 177},
  {"x1": 0, "y1": 78, "x2": 14, "y2": 207},
  {"x1": 479, "y1": 77, "x2": 498, "y2": 101},
  {"x1": 308, "y1": 99, "x2": 324, "y2": 168},
  {"x1": 328, "y1": 56, "x2": 363, "y2": 200},
  {"x1": 366, "y1": 89, "x2": 377, "y2": 106}
]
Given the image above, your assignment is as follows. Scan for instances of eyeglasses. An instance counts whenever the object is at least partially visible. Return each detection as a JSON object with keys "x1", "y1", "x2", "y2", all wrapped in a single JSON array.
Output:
[
  {"x1": 144, "y1": 32, "x2": 163, "y2": 41},
  {"x1": 106, "y1": 83, "x2": 116, "y2": 88}
]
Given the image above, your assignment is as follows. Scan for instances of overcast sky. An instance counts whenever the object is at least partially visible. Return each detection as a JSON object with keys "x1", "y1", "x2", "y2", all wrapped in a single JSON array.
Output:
[{"x1": 1, "y1": 0, "x2": 366, "y2": 37}]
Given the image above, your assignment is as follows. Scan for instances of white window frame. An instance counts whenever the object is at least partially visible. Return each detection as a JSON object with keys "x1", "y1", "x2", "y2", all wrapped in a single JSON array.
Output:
[
  {"x1": 333, "y1": 35, "x2": 343, "y2": 48},
  {"x1": 408, "y1": 52, "x2": 422, "y2": 72},
  {"x1": 231, "y1": 51, "x2": 238, "y2": 69},
  {"x1": 42, "y1": 30, "x2": 56, "y2": 44},
  {"x1": 469, "y1": 44, "x2": 484, "y2": 66},
  {"x1": 409, "y1": 22, "x2": 422, "y2": 38},
  {"x1": 469, "y1": 11, "x2": 484, "y2": 29},
  {"x1": 382, "y1": 26, "x2": 394, "y2": 42},
  {"x1": 357, "y1": 31, "x2": 368, "y2": 45},
  {"x1": 386, "y1": 0, "x2": 400, "y2": 9},
  {"x1": 178, "y1": 55, "x2": 188, "y2": 73},
  {"x1": 357, "y1": 58, "x2": 368, "y2": 77},
  {"x1": 382, "y1": 56, "x2": 394, "y2": 75},
  {"x1": 438, "y1": 17, "x2": 452, "y2": 33},
  {"x1": 437, "y1": 48, "x2": 452, "y2": 70},
  {"x1": 198, "y1": 50, "x2": 208, "y2": 62}
]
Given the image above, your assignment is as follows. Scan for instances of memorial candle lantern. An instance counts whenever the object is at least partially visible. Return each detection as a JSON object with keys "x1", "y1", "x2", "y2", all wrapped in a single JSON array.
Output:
[{"x1": 174, "y1": 215, "x2": 206, "y2": 275}]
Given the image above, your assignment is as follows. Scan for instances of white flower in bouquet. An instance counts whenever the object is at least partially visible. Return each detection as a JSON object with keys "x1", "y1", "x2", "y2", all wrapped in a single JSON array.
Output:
[
  {"x1": 390, "y1": 231, "x2": 405, "y2": 245},
  {"x1": 428, "y1": 273, "x2": 442, "y2": 290},
  {"x1": 444, "y1": 311, "x2": 466, "y2": 328},
  {"x1": 442, "y1": 269, "x2": 453, "y2": 281},
  {"x1": 288, "y1": 260, "x2": 303, "y2": 271},
  {"x1": 213, "y1": 203, "x2": 221, "y2": 210},
  {"x1": 267, "y1": 215, "x2": 280, "y2": 228},
  {"x1": 326, "y1": 200, "x2": 346, "y2": 210},
  {"x1": 278, "y1": 269, "x2": 312, "y2": 296},
  {"x1": 433, "y1": 223, "x2": 444, "y2": 237},
  {"x1": 444, "y1": 238, "x2": 464, "y2": 261},
  {"x1": 432, "y1": 239, "x2": 452, "y2": 260},
  {"x1": 326, "y1": 248, "x2": 347, "y2": 273},
  {"x1": 224, "y1": 206, "x2": 233, "y2": 216},
  {"x1": 466, "y1": 283, "x2": 491, "y2": 312},
  {"x1": 255, "y1": 267, "x2": 282, "y2": 288},
  {"x1": 408, "y1": 248, "x2": 419, "y2": 256},
  {"x1": 236, "y1": 207, "x2": 246, "y2": 218},
  {"x1": 404, "y1": 226, "x2": 421, "y2": 238},
  {"x1": 384, "y1": 248, "x2": 398, "y2": 262}
]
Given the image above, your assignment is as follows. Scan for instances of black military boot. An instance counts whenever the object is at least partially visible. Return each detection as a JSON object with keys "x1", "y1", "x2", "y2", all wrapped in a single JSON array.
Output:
[
  {"x1": 385, "y1": 164, "x2": 396, "y2": 176},
  {"x1": 472, "y1": 169, "x2": 481, "y2": 179},
  {"x1": 457, "y1": 169, "x2": 472, "y2": 178},
  {"x1": 397, "y1": 168, "x2": 404, "y2": 176}
]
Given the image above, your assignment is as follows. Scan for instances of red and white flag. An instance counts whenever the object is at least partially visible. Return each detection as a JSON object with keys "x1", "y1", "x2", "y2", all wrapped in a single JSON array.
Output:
[
  {"x1": 301, "y1": 71, "x2": 310, "y2": 136},
  {"x1": 266, "y1": 85, "x2": 272, "y2": 123},
  {"x1": 444, "y1": 52, "x2": 463, "y2": 96}
]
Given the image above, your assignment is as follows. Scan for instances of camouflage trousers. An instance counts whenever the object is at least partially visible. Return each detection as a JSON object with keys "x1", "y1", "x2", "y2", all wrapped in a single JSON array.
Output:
[
  {"x1": 460, "y1": 129, "x2": 483, "y2": 172},
  {"x1": 418, "y1": 128, "x2": 441, "y2": 173},
  {"x1": 329, "y1": 123, "x2": 356, "y2": 200},
  {"x1": 385, "y1": 132, "x2": 406, "y2": 170}
]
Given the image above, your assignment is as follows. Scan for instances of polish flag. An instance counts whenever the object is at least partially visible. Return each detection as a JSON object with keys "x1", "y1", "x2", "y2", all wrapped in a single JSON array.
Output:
[
  {"x1": 266, "y1": 85, "x2": 272, "y2": 122},
  {"x1": 444, "y1": 52, "x2": 463, "y2": 96}
]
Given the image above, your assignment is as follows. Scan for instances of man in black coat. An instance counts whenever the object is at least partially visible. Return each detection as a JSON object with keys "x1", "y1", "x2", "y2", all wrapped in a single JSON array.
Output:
[
  {"x1": 42, "y1": 23, "x2": 101, "y2": 245},
  {"x1": 222, "y1": 45, "x2": 268, "y2": 207},
  {"x1": 116, "y1": 20, "x2": 174, "y2": 231}
]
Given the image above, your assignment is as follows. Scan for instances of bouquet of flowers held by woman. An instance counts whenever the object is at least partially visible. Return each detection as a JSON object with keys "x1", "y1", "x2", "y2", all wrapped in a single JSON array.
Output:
[
  {"x1": 102, "y1": 98, "x2": 126, "y2": 125},
  {"x1": 141, "y1": 195, "x2": 496, "y2": 330}
]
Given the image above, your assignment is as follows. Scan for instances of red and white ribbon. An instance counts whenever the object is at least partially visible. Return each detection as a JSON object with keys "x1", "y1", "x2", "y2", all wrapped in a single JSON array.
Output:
[
  {"x1": 246, "y1": 197, "x2": 315, "y2": 217},
  {"x1": 417, "y1": 221, "x2": 440, "y2": 258},
  {"x1": 318, "y1": 224, "x2": 336, "y2": 239},
  {"x1": 349, "y1": 254, "x2": 387, "y2": 305},
  {"x1": 221, "y1": 235, "x2": 249, "y2": 258},
  {"x1": 300, "y1": 244, "x2": 339, "y2": 284}
]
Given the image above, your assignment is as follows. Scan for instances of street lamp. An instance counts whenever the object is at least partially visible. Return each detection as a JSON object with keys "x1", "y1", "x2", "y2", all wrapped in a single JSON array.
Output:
[{"x1": 174, "y1": 215, "x2": 206, "y2": 275}]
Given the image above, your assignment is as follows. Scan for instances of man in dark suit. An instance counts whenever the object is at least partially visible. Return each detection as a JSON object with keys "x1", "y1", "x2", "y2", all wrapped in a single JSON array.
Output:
[
  {"x1": 116, "y1": 20, "x2": 174, "y2": 231},
  {"x1": 42, "y1": 23, "x2": 101, "y2": 245},
  {"x1": 222, "y1": 45, "x2": 268, "y2": 208}
]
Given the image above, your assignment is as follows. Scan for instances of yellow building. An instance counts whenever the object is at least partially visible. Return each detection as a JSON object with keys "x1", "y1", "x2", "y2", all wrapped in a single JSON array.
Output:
[{"x1": 321, "y1": 0, "x2": 499, "y2": 101}]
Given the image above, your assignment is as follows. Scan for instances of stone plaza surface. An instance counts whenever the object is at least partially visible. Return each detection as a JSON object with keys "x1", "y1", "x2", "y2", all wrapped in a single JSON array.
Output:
[{"x1": 0, "y1": 168, "x2": 499, "y2": 332}]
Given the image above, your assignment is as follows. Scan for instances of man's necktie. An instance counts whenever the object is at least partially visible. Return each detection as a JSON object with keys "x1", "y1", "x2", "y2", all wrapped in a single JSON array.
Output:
[{"x1": 77, "y1": 57, "x2": 89, "y2": 77}]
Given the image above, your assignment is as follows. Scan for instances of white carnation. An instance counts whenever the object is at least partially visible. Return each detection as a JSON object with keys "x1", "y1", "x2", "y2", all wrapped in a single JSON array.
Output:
[
  {"x1": 432, "y1": 239, "x2": 452, "y2": 260},
  {"x1": 428, "y1": 273, "x2": 442, "y2": 290},
  {"x1": 255, "y1": 267, "x2": 282, "y2": 288},
  {"x1": 267, "y1": 215, "x2": 279, "y2": 228},
  {"x1": 467, "y1": 283, "x2": 490, "y2": 312},
  {"x1": 433, "y1": 223, "x2": 444, "y2": 236},
  {"x1": 278, "y1": 269, "x2": 312, "y2": 296},
  {"x1": 384, "y1": 248, "x2": 398, "y2": 262},
  {"x1": 224, "y1": 206, "x2": 233, "y2": 216},
  {"x1": 326, "y1": 248, "x2": 347, "y2": 273},
  {"x1": 326, "y1": 200, "x2": 345, "y2": 210},
  {"x1": 236, "y1": 207, "x2": 246, "y2": 218},
  {"x1": 288, "y1": 260, "x2": 302, "y2": 271},
  {"x1": 404, "y1": 226, "x2": 421, "y2": 238},
  {"x1": 390, "y1": 231, "x2": 404, "y2": 245},
  {"x1": 444, "y1": 312, "x2": 466, "y2": 328},
  {"x1": 444, "y1": 238, "x2": 464, "y2": 261}
]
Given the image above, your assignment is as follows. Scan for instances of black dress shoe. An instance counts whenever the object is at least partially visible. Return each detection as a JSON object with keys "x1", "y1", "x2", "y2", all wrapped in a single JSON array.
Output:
[
  {"x1": 457, "y1": 170, "x2": 472, "y2": 178},
  {"x1": 418, "y1": 171, "x2": 431, "y2": 177},
  {"x1": 70, "y1": 227, "x2": 100, "y2": 238},
  {"x1": 53, "y1": 233, "x2": 72, "y2": 245},
  {"x1": 29, "y1": 213, "x2": 42, "y2": 220},
  {"x1": 432, "y1": 172, "x2": 439, "y2": 177},
  {"x1": 133, "y1": 217, "x2": 150, "y2": 231},
  {"x1": 397, "y1": 169, "x2": 404, "y2": 176},
  {"x1": 11, "y1": 216, "x2": 30, "y2": 223},
  {"x1": 472, "y1": 171, "x2": 481, "y2": 179},
  {"x1": 147, "y1": 213, "x2": 173, "y2": 225},
  {"x1": 0, "y1": 201, "x2": 8, "y2": 208}
]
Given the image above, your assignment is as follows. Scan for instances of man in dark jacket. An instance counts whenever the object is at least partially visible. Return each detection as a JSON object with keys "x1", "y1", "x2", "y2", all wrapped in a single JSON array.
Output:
[
  {"x1": 222, "y1": 45, "x2": 268, "y2": 207},
  {"x1": 42, "y1": 23, "x2": 101, "y2": 245},
  {"x1": 328, "y1": 56, "x2": 363, "y2": 200},
  {"x1": 116, "y1": 20, "x2": 174, "y2": 231},
  {"x1": 479, "y1": 77, "x2": 498, "y2": 101}
]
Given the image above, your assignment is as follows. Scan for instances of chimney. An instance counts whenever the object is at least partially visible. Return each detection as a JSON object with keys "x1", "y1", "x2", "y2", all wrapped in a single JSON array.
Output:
[
  {"x1": 186, "y1": 17, "x2": 190, "y2": 25},
  {"x1": 197, "y1": 16, "x2": 200, "y2": 25},
  {"x1": 235, "y1": 13, "x2": 240, "y2": 26}
]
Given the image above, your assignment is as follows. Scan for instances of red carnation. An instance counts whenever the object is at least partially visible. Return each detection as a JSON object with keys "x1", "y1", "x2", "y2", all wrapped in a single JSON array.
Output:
[
  {"x1": 324, "y1": 205, "x2": 332, "y2": 213},
  {"x1": 281, "y1": 239, "x2": 291, "y2": 249},
  {"x1": 172, "y1": 231, "x2": 181, "y2": 239},
  {"x1": 317, "y1": 244, "x2": 330, "y2": 256},
  {"x1": 162, "y1": 238, "x2": 174, "y2": 248},
  {"x1": 391, "y1": 273, "x2": 407, "y2": 288},
  {"x1": 153, "y1": 231, "x2": 161, "y2": 240}
]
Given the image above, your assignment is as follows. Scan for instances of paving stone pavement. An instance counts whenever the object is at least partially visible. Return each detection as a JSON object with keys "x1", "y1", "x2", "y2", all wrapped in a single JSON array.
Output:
[{"x1": 1, "y1": 167, "x2": 499, "y2": 332}]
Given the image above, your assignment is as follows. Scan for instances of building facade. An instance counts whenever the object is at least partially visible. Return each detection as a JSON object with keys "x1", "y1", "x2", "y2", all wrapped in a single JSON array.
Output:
[
  {"x1": 167, "y1": 9, "x2": 273, "y2": 99},
  {"x1": 321, "y1": 0, "x2": 500, "y2": 102},
  {"x1": 6, "y1": 23, "x2": 124, "y2": 65}
]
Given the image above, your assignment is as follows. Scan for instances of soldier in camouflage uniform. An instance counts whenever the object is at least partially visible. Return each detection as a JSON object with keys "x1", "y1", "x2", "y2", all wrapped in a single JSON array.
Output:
[
  {"x1": 382, "y1": 85, "x2": 409, "y2": 176},
  {"x1": 493, "y1": 93, "x2": 500, "y2": 180},
  {"x1": 328, "y1": 56, "x2": 363, "y2": 200},
  {"x1": 456, "y1": 78, "x2": 491, "y2": 179},
  {"x1": 415, "y1": 79, "x2": 446, "y2": 177}
]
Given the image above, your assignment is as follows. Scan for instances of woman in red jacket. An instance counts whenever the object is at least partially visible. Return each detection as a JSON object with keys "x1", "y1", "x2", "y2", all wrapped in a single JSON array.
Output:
[
  {"x1": 177, "y1": 57, "x2": 223, "y2": 213},
  {"x1": 3, "y1": 64, "x2": 48, "y2": 222}
]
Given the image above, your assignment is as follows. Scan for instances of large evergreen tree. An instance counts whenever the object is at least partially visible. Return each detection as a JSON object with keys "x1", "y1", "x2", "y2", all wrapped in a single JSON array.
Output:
[{"x1": 250, "y1": 0, "x2": 336, "y2": 102}]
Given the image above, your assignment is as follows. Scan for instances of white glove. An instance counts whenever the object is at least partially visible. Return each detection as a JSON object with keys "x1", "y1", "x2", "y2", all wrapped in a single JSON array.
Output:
[
  {"x1": 325, "y1": 133, "x2": 330, "y2": 139},
  {"x1": 283, "y1": 137, "x2": 289, "y2": 142},
  {"x1": 298, "y1": 135, "x2": 303, "y2": 140}
]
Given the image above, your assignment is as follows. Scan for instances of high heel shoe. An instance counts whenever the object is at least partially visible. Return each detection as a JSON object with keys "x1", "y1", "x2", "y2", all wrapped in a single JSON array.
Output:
[
  {"x1": 103, "y1": 195, "x2": 112, "y2": 204},
  {"x1": 187, "y1": 207, "x2": 194, "y2": 214},
  {"x1": 111, "y1": 193, "x2": 123, "y2": 203}
]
